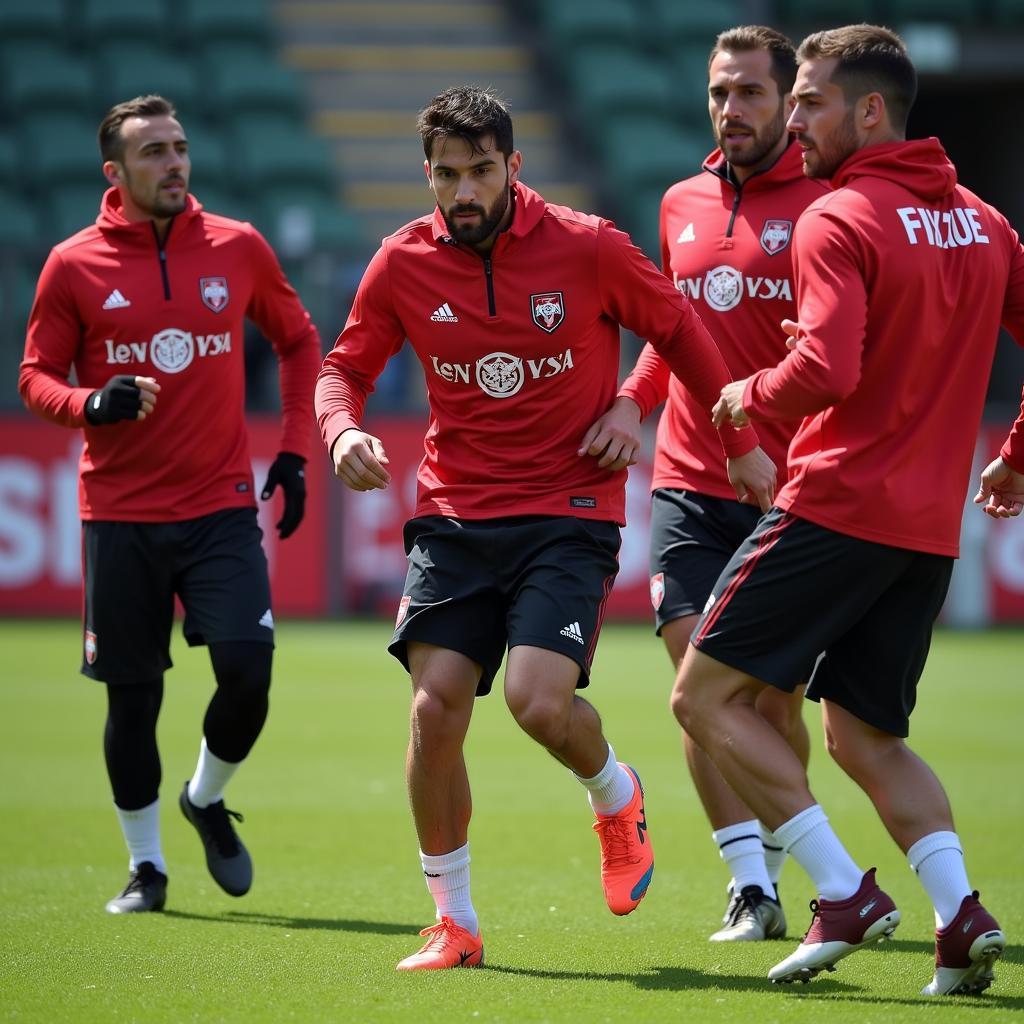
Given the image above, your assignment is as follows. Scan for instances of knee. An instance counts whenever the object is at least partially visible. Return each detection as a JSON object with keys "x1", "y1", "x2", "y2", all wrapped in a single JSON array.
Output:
[
  {"x1": 210, "y1": 642, "x2": 271, "y2": 702},
  {"x1": 410, "y1": 680, "x2": 469, "y2": 748},
  {"x1": 506, "y1": 689, "x2": 571, "y2": 750}
]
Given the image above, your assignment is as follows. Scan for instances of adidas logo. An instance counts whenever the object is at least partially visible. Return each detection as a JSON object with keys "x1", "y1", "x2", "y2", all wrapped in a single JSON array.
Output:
[
  {"x1": 676, "y1": 223, "x2": 695, "y2": 244},
  {"x1": 559, "y1": 621, "x2": 585, "y2": 645},
  {"x1": 430, "y1": 302, "x2": 459, "y2": 323},
  {"x1": 102, "y1": 289, "x2": 131, "y2": 309},
  {"x1": 258, "y1": 608, "x2": 274, "y2": 629}
]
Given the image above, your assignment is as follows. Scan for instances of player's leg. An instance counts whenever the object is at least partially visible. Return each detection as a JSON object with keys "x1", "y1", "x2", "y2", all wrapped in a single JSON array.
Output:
[
  {"x1": 174, "y1": 508, "x2": 274, "y2": 897},
  {"x1": 82, "y1": 520, "x2": 175, "y2": 913},
  {"x1": 675, "y1": 511, "x2": 909, "y2": 982},
  {"x1": 810, "y1": 551, "x2": 1005, "y2": 995},
  {"x1": 502, "y1": 516, "x2": 652, "y2": 916},
  {"x1": 387, "y1": 517, "x2": 505, "y2": 970}
]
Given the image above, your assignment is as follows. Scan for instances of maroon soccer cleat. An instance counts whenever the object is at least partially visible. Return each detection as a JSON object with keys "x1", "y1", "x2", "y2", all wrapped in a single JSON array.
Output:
[
  {"x1": 922, "y1": 892, "x2": 1005, "y2": 996},
  {"x1": 769, "y1": 868, "x2": 900, "y2": 983}
]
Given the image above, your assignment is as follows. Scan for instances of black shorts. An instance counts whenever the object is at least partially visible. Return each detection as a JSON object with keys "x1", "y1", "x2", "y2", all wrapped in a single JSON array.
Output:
[
  {"x1": 388, "y1": 515, "x2": 621, "y2": 696},
  {"x1": 82, "y1": 507, "x2": 274, "y2": 684},
  {"x1": 691, "y1": 508, "x2": 953, "y2": 737},
  {"x1": 649, "y1": 488, "x2": 763, "y2": 633}
]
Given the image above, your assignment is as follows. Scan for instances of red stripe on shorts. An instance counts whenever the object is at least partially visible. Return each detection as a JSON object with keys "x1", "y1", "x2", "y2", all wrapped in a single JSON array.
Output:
[
  {"x1": 586, "y1": 570, "x2": 616, "y2": 668},
  {"x1": 693, "y1": 514, "x2": 793, "y2": 646}
]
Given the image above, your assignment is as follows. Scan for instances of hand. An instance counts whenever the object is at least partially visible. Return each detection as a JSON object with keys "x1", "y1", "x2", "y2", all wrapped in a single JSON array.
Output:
[
  {"x1": 577, "y1": 396, "x2": 642, "y2": 470},
  {"x1": 727, "y1": 445, "x2": 777, "y2": 513},
  {"x1": 261, "y1": 452, "x2": 307, "y2": 538},
  {"x1": 84, "y1": 375, "x2": 160, "y2": 425},
  {"x1": 781, "y1": 318, "x2": 799, "y2": 351},
  {"x1": 974, "y1": 456, "x2": 1024, "y2": 518},
  {"x1": 712, "y1": 379, "x2": 750, "y2": 428},
  {"x1": 332, "y1": 429, "x2": 391, "y2": 491}
]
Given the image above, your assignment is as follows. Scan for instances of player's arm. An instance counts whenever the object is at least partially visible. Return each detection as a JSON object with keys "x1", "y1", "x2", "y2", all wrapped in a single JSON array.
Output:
[{"x1": 315, "y1": 245, "x2": 406, "y2": 491}]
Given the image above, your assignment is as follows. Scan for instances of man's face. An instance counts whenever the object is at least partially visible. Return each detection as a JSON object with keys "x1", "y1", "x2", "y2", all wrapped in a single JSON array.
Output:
[
  {"x1": 708, "y1": 48, "x2": 789, "y2": 172},
  {"x1": 787, "y1": 56, "x2": 861, "y2": 179},
  {"x1": 105, "y1": 114, "x2": 190, "y2": 220},
  {"x1": 425, "y1": 134, "x2": 521, "y2": 250}
]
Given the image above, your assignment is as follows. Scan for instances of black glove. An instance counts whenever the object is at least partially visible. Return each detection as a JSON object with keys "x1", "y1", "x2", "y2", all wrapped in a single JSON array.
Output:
[
  {"x1": 84, "y1": 375, "x2": 143, "y2": 425},
  {"x1": 261, "y1": 452, "x2": 306, "y2": 539}
]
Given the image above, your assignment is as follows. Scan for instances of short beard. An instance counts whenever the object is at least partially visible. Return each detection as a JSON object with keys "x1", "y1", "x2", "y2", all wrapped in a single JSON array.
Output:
[
  {"x1": 124, "y1": 169, "x2": 188, "y2": 219},
  {"x1": 442, "y1": 177, "x2": 510, "y2": 247},
  {"x1": 716, "y1": 105, "x2": 787, "y2": 169},
  {"x1": 804, "y1": 107, "x2": 860, "y2": 179}
]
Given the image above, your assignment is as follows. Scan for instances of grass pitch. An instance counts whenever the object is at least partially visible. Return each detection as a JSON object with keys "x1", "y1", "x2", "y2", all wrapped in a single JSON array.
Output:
[{"x1": 1, "y1": 620, "x2": 1021, "y2": 1023}]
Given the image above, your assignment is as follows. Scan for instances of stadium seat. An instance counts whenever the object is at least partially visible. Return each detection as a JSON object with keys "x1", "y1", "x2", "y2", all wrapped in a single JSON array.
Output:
[
  {"x1": 0, "y1": 194, "x2": 42, "y2": 249},
  {"x1": 993, "y1": 0, "x2": 1024, "y2": 25},
  {"x1": 2, "y1": 44, "x2": 96, "y2": 117},
  {"x1": 597, "y1": 114, "x2": 708, "y2": 195},
  {"x1": 208, "y1": 59, "x2": 305, "y2": 119},
  {"x1": 94, "y1": 44, "x2": 202, "y2": 122},
  {"x1": 24, "y1": 116, "x2": 103, "y2": 193},
  {"x1": 649, "y1": 0, "x2": 745, "y2": 49},
  {"x1": 888, "y1": 0, "x2": 981, "y2": 24},
  {"x1": 666, "y1": 44, "x2": 718, "y2": 126},
  {"x1": 259, "y1": 190, "x2": 365, "y2": 257},
  {"x1": 180, "y1": 125, "x2": 230, "y2": 191},
  {"x1": 780, "y1": 0, "x2": 875, "y2": 26},
  {"x1": 229, "y1": 113, "x2": 335, "y2": 194},
  {"x1": 566, "y1": 46, "x2": 677, "y2": 128},
  {"x1": 537, "y1": 0, "x2": 642, "y2": 50},
  {"x1": 188, "y1": 186, "x2": 258, "y2": 225},
  {"x1": 46, "y1": 185, "x2": 105, "y2": 246},
  {"x1": 79, "y1": 0, "x2": 169, "y2": 43},
  {"x1": 0, "y1": 137, "x2": 18, "y2": 192},
  {"x1": 0, "y1": 0, "x2": 67, "y2": 46},
  {"x1": 178, "y1": 0, "x2": 272, "y2": 47}
]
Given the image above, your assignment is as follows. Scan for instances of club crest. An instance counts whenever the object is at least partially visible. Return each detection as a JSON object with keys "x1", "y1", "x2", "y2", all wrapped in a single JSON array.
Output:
[
  {"x1": 760, "y1": 219, "x2": 793, "y2": 256},
  {"x1": 530, "y1": 292, "x2": 564, "y2": 333},
  {"x1": 199, "y1": 276, "x2": 230, "y2": 312},
  {"x1": 649, "y1": 572, "x2": 665, "y2": 611},
  {"x1": 84, "y1": 629, "x2": 98, "y2": 665}
]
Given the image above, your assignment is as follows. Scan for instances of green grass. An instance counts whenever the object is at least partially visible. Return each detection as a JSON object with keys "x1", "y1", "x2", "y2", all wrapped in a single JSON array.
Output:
[{"x1": 1, "y1": 620, "x2": 1021, "y2": 1023}]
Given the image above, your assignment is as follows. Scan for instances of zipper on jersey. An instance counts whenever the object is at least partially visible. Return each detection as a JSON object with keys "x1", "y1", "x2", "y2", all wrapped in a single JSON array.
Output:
[
  {"x1": 483, "y1": 256, "x2": 496, "y2": 316},
  {"x1": 151, "y1": 219, "x2": 174, "y2": 299},
  {"x1": 725, "y1": 186, "x2": 743, "y2": 238}
]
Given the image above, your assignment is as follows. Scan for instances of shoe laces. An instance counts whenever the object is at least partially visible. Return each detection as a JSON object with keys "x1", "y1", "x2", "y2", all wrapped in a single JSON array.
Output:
[
  {"x1": 418, "y1": 916, "x2": 463, "y2": 950},
  {"x1": 120, "y1": 863, "x2": 160, "y2": 897},
  {"x1": 593, "y1": 816, "x2": 638, "y2": 866},
  {"x1": 199, "y1": 802, "x2": 244, "y2": 856},
  {"x1": 802, "y1": 898, "x2": 821, "y2": 941},
  {"x1": 725, "y1": 888, "x2": 763, "y2": 927}
]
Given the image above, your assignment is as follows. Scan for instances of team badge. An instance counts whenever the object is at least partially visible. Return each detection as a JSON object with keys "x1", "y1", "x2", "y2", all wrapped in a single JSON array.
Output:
[
  {"x1": 703, "y1": 265, "x2": 743, "y2": 312},
  {"x1": 649, "y1": 573, "x2": 665, "y2": 611},
  {"x1": 760, "y1": 219, "x2": 793, "y2": 256},
  {"x1": 476, "y1": 351, "x2": 524, "y2": 398},
  {"x1": 395, "y1": 595, "x2": 412, "y2": 628},
  {"x1": 149, "y1": 328, "x2": 194, "y2": 373},
  {"x1": 199, "y1": 276, "x2": 230, "y2": 312},
  {"x1": 84, "y1": 629, "x2": 98, "y2": 665},
  {"x1": 530, "y1": 292, "x2": 564, "y2": 333}
]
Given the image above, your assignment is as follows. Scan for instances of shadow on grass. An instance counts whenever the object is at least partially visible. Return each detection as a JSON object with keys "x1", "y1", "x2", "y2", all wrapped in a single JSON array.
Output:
[{"x1": 163, "y1": 909, "x2": 417, "y2": 935}]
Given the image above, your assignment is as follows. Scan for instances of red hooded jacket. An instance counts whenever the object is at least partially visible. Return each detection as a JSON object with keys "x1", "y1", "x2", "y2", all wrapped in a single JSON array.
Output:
[
  {"x1": 19, "y1": 189, "x2": 321, "y2": 521},
  {"x1": 316, "y1": 183, "x2": 758, "y2": 525},
  {"x1": 742, "y1": 139, "x2": 1024, "y2": 556},
  {"x1": 618, "y1": 142, "x2": 828, "y2": 497}
]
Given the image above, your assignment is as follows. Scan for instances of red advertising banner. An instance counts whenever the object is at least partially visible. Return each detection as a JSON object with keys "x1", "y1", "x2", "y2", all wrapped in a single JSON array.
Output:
[{"x1": 0, "y1": 416, "x2": 327, "y2": 615}]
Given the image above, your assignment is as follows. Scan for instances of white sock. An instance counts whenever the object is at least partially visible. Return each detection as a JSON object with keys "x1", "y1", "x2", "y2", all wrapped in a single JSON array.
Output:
[
  {"x1": 115, "y1": 798, "x2": 166, "y2": 874},
  {"x1": 760, "y1": 821, "x2": 787, "y2": 885},
  {"x1": 421, "y1": 843, "x2": 478, "y2": 935},
  {"x1": 774, "y1": 804, "x2": 863, "y2": 901},
  {"x1": 187, "y1": 737, "x2": 240, "y2": 808},
  {"x1": 907, "y1": 831, "x2": 971, "y2": 928},
  {"x1": 576, "y1": 745, "x2": 635, "y2": 816},
  {"x1": 713, "y1": 820, "x2": 775, "y2": 899}
]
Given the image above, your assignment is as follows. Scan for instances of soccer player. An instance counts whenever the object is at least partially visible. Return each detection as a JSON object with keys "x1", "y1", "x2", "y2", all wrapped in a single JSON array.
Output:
[
  {"x1": 315, "y1": 86, "x2": 776, "y2": 970},
  {"x1": 19, "y1": 95, "x2": 321, "y2": 914},
  {"x1": 674, "y1": 26, "x2": 1022, "y2": 994},
  {"x1": 597, "y1": 25, "x2": 827, "y2": 941}
]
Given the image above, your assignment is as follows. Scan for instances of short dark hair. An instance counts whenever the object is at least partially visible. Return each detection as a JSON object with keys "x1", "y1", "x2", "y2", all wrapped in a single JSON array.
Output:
[
  {"x1": 797, "y1": 24, "x2": 917, "y2": 131},
  {"x1": 709, "y1": 25, "x2": 798, "y2": 95},
  {"x1": 416, "y1": 86, "x2": 514, "y2": 161},
  {"x1": 98, "y1": 95, "x2": 177, "y2": 163}
]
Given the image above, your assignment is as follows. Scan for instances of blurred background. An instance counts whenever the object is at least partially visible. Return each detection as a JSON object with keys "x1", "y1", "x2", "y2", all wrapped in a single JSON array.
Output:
[{"x1": 2, "y1": 0, "x2": 1023, "y2": 624}]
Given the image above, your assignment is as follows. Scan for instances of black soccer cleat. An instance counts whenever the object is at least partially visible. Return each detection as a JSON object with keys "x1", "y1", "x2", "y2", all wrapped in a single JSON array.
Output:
[
  {"x1": 105, "y1": 861, "x2": 168, "y2": 914},
  {"x1": 179, "y1": 782, "x2": 253, "y2": 896}
]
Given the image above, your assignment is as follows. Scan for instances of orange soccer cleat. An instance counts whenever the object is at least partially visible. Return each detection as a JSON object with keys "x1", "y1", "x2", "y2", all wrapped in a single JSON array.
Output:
[
  {"x1": 593, "y1": 764, "x2": 654, "y2": 916},
  {"x1": 396, "y1": 916, "x2": 484, "y2": 971}
]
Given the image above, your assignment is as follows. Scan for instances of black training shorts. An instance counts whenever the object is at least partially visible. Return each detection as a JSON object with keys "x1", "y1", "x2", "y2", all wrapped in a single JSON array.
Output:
[
  {"x1": 388, "y1": 515, "x2": 621, "y2": 695},
  {"x1": 81, "y1": 507, "x2": 274, "y2": 684},
  {"x1": 648, "y1": 488, "x2": 763, "y2": 633},
  {"x1": 691, "y1": 508, "x2": 953, "y2": 737}
]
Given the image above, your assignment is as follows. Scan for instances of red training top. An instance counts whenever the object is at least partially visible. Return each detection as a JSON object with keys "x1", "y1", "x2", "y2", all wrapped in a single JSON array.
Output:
[
  {"x1": 19, "y1": 189, "x2": 321, "y2": 521},
  {"x1": 619, "y1": 143, "x2": 828, "y2": 497},
  {"x1": 315, "y1": 182, "x2": 759, "y2": 525},
  {"x1": 742, "y1": 139, "x2": 1024, "y2": 556}
]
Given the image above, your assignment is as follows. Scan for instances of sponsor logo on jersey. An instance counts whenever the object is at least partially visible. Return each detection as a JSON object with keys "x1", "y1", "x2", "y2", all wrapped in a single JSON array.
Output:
[
  {"x1": 760, "y1": 219, "x2": 793, "y2": 255},
  {"x1": 896, "y1": 206, "x2": 990, "y2": 249},
  {"x1": 102, "y1": 289, "x2": 131, "y2": 309},
  {"x1": 104, "y1": 329, "x2": 232, "y2": 370},
  {"x1": 431, "y1": 348, "x2": 574, "y2": 397},
  {"x1": 84, "y1": 629, "x2": 98, "y2": 665},
  {"x1": 673, "y1": 266, "x2": 793, "y2": 309},
  {"x1": 649, "y1": 572, "x2": 665, "y2": 610},
  {"x1": 200, "y1": 276, "x2": 229, "y2": 312},
  {"x1": 676, "y1": 223, "x2": 696, "y2": 244},
  {"x1": 530, "y1": 292, "x2": 564, "y2": 333},
  {"x1": 430, "y1": 302, "x2": 459, "y2": 322},
  {"x1": 560, "y1": 621, "x2": 585, "y2": 644}
]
